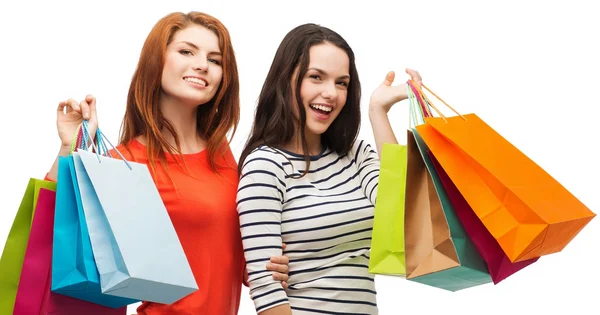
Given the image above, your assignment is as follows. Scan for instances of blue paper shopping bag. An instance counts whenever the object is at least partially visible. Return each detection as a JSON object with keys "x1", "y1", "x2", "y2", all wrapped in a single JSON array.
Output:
[
  {"x1": 70, "y1": 129, "x2": 197, "y2": 304},
  {"x1": 51, "y1": 155, "x2": 136, "y2": 308}
]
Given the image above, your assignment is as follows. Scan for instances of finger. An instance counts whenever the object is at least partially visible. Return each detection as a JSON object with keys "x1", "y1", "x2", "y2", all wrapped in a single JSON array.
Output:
[
  {"x1": 266, "y1": 262, "x2": 289, "y2": 274},
  {"x1": 272, "y1": 272, "x2": 289, "y2": 282},
  {"x1": 382, "y1": 71, "x2": 395, "y2": 86},
  {"x1": 79, "y1": 100, "x2": 91, "y2": 120},
  {"x1": 58, "y1": 98, "x2": 79, "y2": 115},
  {"x1": 57, "y1": 100, "x2": 69, "y2": 113},
  {"x1": 282, "y1": 243, "x2": 287, "y2": 251},
  {"x1": 67, "y1": 98, "x2": 80, "y2": 114},
  {"x1": 87, "y1": 95, "x2": 97, "y2": 123},
  {"x1": 270, "y1": 255, "x2": 289, "y2": 265},
  {"x1": 405, "y1": 68, "x2": 422, "y2": 86},
  {"x1": 282, "y1": 281, "x2": 288, "y2": 290}
]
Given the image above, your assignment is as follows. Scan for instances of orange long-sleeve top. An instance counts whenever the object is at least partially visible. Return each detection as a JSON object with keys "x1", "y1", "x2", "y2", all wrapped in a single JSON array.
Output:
[{"x1": 113, "y1": 139, "x2": 245, "y2": 315}]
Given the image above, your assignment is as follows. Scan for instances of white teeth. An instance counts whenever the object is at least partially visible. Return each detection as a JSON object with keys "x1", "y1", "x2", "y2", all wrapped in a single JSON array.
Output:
[
  {"x1": 184, "y1": 77, "x2": 206, "y2": 86},
  {"x1": 310, "y1": 104, "x2": 332, "y2": 112}
]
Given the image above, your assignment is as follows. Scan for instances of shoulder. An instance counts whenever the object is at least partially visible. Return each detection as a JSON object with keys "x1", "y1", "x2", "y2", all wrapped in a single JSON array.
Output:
[
  {"x1": 108, "y1": 140, "x2": 144, "y2": 163},
  {"x1": 240, "y1": 146, "x2": 289, "y2": 173},
  {"x1": 215, "y1": 142, "x2": 238, "y2": 169},
  {"x1": 349, "y1": 139, "x2": 376, "y2": 158}
]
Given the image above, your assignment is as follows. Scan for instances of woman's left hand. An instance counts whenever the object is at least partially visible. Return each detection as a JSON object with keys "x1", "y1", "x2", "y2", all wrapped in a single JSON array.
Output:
[
  {"x1": 369, "y1": 68, "x2": 422, "y2": 114},
  {"x1": 243, "y1": 243, "x2": 290, "y2": 289},
  {"x1": 267, "y1": 243, "x2": 289, "y2": 289}
]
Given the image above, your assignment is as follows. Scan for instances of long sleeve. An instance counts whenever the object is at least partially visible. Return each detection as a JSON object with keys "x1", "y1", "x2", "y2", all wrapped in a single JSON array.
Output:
[
  {"x1": 44, "y1": 172, "x2": 56, "y2": 182},
  {"x1": 352, "y1": 140, "x2": 380, "y2": 205},
  {"x1": 236, "y1": 148, "x2": 289, "y2": 313}
]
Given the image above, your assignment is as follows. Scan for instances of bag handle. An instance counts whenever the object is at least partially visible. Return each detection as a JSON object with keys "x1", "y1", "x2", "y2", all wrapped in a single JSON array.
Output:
[
  {"x1": 408, "y1": 82, "x2": 428, "y2": 127},
  {"x1": 406, "y1": 79, "x2": 466, "y2": 123},
  {"x1": 70, "y1": 122, "x2": 106, "y2": 156},
  {"x1": 70, "y1": 122, "x2": 96, "y2": 154},
  {"x1": 82, "y1": 120, "x2": 132, "y2": 170},
  {"x1": 70, "y1": 120, "x2": 133, "y2": 170}
]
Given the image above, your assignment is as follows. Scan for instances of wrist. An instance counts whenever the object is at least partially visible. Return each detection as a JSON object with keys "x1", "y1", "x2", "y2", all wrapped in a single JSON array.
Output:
[
  {"x1": 58, "y1": 145, "x2": 72, "y2": 157},
  {"x1": 369, "y1": 105, "x2": 388, "y2": 119},
  {"x1": 399, "y1": 83, "x2": 409, "y2": 102}
]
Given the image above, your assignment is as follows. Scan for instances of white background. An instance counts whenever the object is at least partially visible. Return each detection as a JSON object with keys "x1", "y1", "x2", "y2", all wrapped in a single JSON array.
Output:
[{"x1": 0, "y1": 0, "x2": 598, "y2": 314}]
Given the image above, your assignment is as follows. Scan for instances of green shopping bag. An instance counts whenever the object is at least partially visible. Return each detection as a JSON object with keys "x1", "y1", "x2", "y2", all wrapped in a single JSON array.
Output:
[
  {"x1": 0, "y1": 178, "x2": 56, "y2": 314},
  {"x1": 368, "y1": 141, "x2": 408, "y2": 275}
]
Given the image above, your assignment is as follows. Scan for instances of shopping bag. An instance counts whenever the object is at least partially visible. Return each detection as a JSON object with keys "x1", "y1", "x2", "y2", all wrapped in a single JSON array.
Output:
[
  {"x1": 0, "y1": 178, "x2": 56, "y2": 314},
  {"x1": 71, "y1": 123, "x2": 197, "y2": 304},
  {"x1": 14, "y1": 188, "x2": 56, "y2": 314},
  {"x1": 42, "y1": 281, "x2": 126, "y2": 315},
  {"x1": 410, "y1": 81, "x2": 596, "y2": 262},
  {"x1": 428, "y1": 151, "x2": 539, "y2": 284},
  {"x1": 52, "y1": 153, "x2": 136, "y2": 307},
  {"x1": 368, "y1": 142, "x2": 407, "y2": 275},
  {"x1": 404, "y1": 126, "x2": 491, "y2": 291},
  {"x1": 14, "y1": 187, "x2": 126, "y2": 315}
]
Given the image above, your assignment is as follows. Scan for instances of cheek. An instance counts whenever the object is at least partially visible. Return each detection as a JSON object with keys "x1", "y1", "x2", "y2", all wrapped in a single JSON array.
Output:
[
  {"x1": 161, "y1": 59, "x2": 179, "y2": 87},
  {"x1": 299, "y1": 81, "x2": 314, "y2": 106},
  {"x1": 212, "y1": 68, "x2": 224, "y2": 88},
  {"x1": 160, "y1": 67, "x2": 172, "y2": 91},
  {"x1": 162, "y1": 55, "x2": 179, "y2": 76},
  {"x1": 336, "y1": 91, "x2": 348, "y2": 112}
]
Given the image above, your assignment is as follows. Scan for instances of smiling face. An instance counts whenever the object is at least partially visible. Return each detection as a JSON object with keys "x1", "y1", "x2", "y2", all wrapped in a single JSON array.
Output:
[
  {"x1": 160, "y1": 24, "x2": 223, "y2": 108},
  {"x1": 295, "y1": 42, "x2": 350, "y2": 138}
]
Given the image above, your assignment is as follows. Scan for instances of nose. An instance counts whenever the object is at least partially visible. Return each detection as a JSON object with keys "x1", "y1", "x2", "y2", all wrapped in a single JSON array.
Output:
[
  {"x1": 193, "y1": 54, "x2": 209, "y2": 73},
  {"x1": 321, "y1": 81, "x2": 337, "y2": 100}
]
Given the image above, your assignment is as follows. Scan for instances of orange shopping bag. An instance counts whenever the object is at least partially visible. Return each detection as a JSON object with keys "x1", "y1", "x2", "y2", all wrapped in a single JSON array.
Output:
[{"x1": 410, "y1": 81, "x2": 596, "y2": 263}]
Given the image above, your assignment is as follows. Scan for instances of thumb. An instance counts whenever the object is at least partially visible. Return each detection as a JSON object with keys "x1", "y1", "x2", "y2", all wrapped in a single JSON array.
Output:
[{"x1": 382, "y1": 71, "x2": 395, "y2": 87}]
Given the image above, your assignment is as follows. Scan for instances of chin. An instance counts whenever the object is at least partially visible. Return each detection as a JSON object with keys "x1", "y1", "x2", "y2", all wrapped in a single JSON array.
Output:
[
  {"x1": 181, "y1": 94, "x2": 214, "y2": 107},
  {"x1": 306, "y1": 124, "x2": 330, "y2": 136}
]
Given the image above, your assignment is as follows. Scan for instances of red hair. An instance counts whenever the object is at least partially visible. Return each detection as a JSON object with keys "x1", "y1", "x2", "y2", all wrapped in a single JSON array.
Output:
[{"x1": 119, "y1": 11, "x2": 240, "y2": 175}]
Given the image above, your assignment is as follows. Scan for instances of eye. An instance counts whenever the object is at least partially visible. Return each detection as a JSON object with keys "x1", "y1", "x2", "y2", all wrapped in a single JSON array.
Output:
[
  {"x1": 309, "y1": 74, "x2": 322, "y2": 80},
  {"x1": 208, "y1": 58, "x2": 222, "y2": 66},
  {"x1": 337, "y1": 81, "x2": 348, "y2": 87},
  {"x1": 179, "y1": 49, "x2": 193, "y2": 56}
]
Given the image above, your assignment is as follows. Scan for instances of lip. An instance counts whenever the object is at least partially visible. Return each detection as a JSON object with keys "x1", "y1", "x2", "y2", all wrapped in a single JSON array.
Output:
[
  {"x1": 311, "y1": 103, "x2": 334, "y2": 109},
  {"x1": 183, "y1": 76, "x2": 208, "y2": 88},
  {"x1": 309, "y1": 103, "x2": 334, "y2": 121}
]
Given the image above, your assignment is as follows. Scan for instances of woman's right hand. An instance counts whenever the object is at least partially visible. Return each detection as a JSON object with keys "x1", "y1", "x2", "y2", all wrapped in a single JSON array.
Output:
[{"x1": 56, "y1": 94, "x2": 98, "y2": 152}]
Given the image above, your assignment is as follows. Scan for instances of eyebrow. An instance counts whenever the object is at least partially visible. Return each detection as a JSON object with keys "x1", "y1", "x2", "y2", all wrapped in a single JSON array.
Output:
[
  {"x1": 178, "y1": 41, "x2": 222, "y2": 56},
  {"x1": 308, "y1": 67, "x2": 350, "y2": 80}
]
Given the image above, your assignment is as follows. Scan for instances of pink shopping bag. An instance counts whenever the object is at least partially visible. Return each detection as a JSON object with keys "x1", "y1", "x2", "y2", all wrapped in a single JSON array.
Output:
[{"x1": 13, "y1": 188, "x2": 126, "y2": 315}]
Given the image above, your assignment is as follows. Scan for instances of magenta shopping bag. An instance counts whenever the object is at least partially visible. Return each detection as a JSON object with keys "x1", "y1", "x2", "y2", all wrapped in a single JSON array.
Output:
[
  {"x1": 13, "y1": 188, "x2": 126, "y2": 315},
  {"x1": 13, "y1": 188, "x2": 56, "y2": 314}
]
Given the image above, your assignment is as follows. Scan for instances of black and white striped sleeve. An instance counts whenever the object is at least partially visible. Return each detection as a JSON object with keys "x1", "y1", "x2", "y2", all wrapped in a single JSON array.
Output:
[
  {"x1": 237, "y1": 149, "x2": 289, "y2": 312},
  {"x1": 352, "y1": 140, "x2": 380, "y2": 205}
]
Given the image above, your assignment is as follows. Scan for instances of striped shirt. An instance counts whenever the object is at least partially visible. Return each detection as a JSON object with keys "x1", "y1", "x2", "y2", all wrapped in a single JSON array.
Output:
[{"x1": 237, "y1": 140, "x2": 380, "y2": 314}]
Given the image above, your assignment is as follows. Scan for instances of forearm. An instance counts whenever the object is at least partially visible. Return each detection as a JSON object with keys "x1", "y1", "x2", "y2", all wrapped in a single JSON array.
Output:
[
  {"x1": 47, "y1": 146, "x2": 71, "y2": 181},
  {"x1": 369, "y1": 107, "x2": 398, "y2": 159},
  {"x1": 259, "y1": 304, "x2": 292, "y2": 315}
]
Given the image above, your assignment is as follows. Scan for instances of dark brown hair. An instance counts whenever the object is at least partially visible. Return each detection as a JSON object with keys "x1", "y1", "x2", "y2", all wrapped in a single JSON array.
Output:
[{"x1": 238, "y1": 23, "x2": 361, "y2": 176}]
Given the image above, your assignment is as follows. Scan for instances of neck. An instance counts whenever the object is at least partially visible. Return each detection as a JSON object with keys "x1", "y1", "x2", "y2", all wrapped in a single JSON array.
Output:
[
  {"x1": 283, "y1": 128, "x2": 322, "y2": 156},
  {"x1": 156, "y1": 94, "x2": 206, "y2": 154}
]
